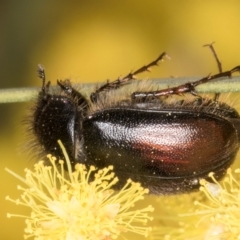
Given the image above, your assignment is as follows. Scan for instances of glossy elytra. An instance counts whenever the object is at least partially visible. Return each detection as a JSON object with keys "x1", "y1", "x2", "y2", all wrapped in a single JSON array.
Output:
[{"x1": 30, "y1": 45, "x2": 240, "y2": 194}]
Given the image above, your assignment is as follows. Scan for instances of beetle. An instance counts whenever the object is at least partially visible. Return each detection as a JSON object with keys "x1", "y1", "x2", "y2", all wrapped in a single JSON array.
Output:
[{"x1": 30, "y1": 50, "x2": 240, "y2": 194}]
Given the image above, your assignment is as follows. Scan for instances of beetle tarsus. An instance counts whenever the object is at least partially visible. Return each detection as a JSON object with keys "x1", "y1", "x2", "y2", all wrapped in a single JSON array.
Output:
[{"x1": 203, "y1": 42, "x2": 222, "y2": 73}]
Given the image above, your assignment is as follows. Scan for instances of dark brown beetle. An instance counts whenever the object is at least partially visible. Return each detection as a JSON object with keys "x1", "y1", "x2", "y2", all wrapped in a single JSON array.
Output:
[{"x1": 31, "y1": 45, "x2": 240, "y2": 194}]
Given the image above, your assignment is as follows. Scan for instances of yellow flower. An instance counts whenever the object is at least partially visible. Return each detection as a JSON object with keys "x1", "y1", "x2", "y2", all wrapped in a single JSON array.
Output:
[
  {"x1": 149, "y1": 168, "x2": 240, "y2": 240},
  {"x1": 6, "y1": 141, "x2": 153, "y2": 240},
  {"x1": 194, "y1": 169, "x2": 240, "y2": 239}
]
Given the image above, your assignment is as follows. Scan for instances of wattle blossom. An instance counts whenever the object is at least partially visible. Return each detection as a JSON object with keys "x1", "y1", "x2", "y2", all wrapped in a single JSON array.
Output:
[{"x1": 6, "y1": 141, "x2": 153, "y2": 240}]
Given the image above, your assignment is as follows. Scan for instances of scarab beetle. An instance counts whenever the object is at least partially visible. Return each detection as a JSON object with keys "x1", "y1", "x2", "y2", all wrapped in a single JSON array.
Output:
[{"x1": 30, "y1": 50, "x2": 240, "y2": 194}]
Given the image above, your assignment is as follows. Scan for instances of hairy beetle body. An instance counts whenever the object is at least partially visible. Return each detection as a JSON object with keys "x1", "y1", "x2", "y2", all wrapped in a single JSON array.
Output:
[{"x1": 31, "y1": 53, "x2": 240, "y2": 194}]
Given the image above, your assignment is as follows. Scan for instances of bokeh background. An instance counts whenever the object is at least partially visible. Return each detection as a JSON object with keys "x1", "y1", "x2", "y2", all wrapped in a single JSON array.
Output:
[{"x1": 1, "y1": 1, "x2": 240, "y2": 239}]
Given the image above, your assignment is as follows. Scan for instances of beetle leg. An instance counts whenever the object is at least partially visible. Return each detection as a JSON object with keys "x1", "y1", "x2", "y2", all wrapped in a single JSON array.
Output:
[
  {"x1": 90, "y1": 52, "x2": 169, "y2": 103},
  {"x1": 203, "y1": 42, "x2": 222, "y2": 73},
  {"x1": 131, "y1": 66, "x2": 240, "y2": 100},
  {"x1": 203, "y1": 42, "x2": 222, "y2": 101}
]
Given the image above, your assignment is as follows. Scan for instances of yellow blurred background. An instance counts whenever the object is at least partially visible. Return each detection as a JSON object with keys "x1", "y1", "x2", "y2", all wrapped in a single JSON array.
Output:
[{"x1": 1, "y1": 1, "x2": 240, "y2": 239}]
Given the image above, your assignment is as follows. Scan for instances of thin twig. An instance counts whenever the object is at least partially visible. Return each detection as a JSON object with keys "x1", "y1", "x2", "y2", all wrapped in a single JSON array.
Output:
[{"x1": 1, "y1": 76, "x2": 240, "y2": 103}]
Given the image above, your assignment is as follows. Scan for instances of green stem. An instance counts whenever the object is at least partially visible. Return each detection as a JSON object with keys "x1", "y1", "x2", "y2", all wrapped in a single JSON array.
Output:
[{"x1": 1, "y1": 76, "x2": 240, "y2": 103}]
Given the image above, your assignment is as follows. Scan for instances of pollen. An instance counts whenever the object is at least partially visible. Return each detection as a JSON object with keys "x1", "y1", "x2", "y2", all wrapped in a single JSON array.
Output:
[{"x1": 6, "y1": 141, "x2": 153, "y2": 240}]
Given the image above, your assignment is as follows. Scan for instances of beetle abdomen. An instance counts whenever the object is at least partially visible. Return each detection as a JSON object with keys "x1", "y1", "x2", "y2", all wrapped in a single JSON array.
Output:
[{"x1": 82, "y1": 108, "x2": 239, "y2": 193}]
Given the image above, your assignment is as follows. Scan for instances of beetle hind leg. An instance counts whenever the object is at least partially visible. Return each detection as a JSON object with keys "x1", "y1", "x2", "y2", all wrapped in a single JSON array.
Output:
[
  {"x1": 131, "y1": 66, "x2": 240, "y2": 100},
  {"x1": 132, "y1": 43, "x2": 240, "y2": 101}
]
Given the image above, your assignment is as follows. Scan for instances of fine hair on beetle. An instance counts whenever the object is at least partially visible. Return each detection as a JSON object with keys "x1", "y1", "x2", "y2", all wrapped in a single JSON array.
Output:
[{"x1": 25, "y1": 43, "x2": 240, "y2": 194}]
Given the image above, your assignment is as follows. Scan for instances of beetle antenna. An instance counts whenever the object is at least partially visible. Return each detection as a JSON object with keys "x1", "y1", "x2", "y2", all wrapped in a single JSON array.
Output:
[{"x1": 37, "y1": 64, "x2": 47, "y2": 93}]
